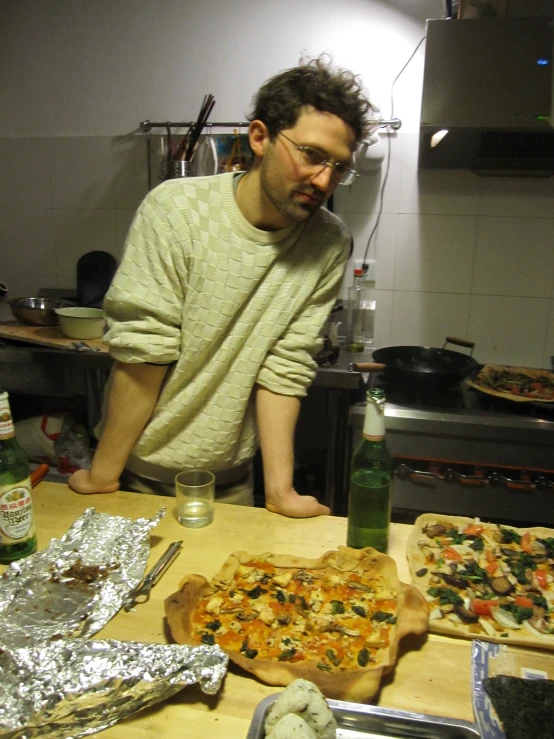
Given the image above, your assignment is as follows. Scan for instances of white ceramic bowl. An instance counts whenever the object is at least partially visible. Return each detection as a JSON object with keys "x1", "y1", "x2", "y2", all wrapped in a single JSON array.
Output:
[{"x1": 55, "y1": 307, "x2": 105, "y2": 340}]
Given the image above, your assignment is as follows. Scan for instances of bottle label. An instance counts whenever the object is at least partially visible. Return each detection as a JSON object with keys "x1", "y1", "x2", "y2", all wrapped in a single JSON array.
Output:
[
  {"x1": 0, "y1": 478, "x2": 35, "y2": 543},
  {"x1": 0, "y1": 394, "x2": 15, "y2": 440},
  {"x1": 362, "y1": 401, "x2": 385, "y2": 439},
  {"x1": 362, "y1": 432, "x2": 385, "y2": 442}
]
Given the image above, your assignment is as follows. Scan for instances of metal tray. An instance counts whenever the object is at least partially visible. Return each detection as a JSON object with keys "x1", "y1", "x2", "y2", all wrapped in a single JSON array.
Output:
[{"x1": 246, "y1": 694, "x2": 481, "y2": 738}]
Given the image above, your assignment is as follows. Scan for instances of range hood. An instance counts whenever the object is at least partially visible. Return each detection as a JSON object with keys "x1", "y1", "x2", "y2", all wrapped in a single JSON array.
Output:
[{"x1": 419, "y1": 17, "x2": 554, "y2": 176}]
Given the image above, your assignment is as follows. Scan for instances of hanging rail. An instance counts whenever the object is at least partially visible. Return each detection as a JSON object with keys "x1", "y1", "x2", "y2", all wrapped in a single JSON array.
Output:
[{"x1": 140, "y1": 118, "x2": 402, "y2": 132}]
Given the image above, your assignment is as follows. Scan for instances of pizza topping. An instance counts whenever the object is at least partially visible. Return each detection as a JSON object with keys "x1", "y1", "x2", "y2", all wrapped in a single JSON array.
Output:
[
  {"x1": 325, "y1": 648, "x2": 341, "y2": 666},
  {"x1": 440, "y1": 573, "x2": 469, "y2": 589},
  {"x1": 424, "y1": 524, "x2": 447, "y2": 539},
  {"x1": 240, "y1": 638, "x2": 258, "y2": 659},
  {"x1": 523, "y1": 618, "x2": 554, "y2": 639},
  {"x1": 294, "y1": 569, "x2": 318, "y2": 584},
  {"x1": 346, "y1": 580, "x2": 372, "y2": 592},
  {"x1": 473, "y1": 365, "x2": 554, "y2": 401},
  {"x1": 472, "y1": 598, "x2": 499, "y2": 617},
  {"x1": 206, "y1": 596, "x2": 224, "y2": 614},
  {"x1": 189, "y1": 557, "x2": 402, "y2": 672},
  {"x1": 490, "y1": 576, "x2": 514, "y2": 596},
  {"x1": 491, "y1": 607, "x2": 521, "y2": 630},
  {"x1": 240, "y1": 585, "x2": 267, "y2": 599}
]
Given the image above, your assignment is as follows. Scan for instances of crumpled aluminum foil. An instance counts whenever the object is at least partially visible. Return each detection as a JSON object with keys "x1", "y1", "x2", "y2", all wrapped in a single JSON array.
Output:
[
  {"x1": 0, "y1": 507, "x2": 230, "y2": 739},
  {"x1": 0, "y1": 638, "x2": 229, "y2": 738},
  {"x1": 0, "y1": 507, "x2": 165, "y2": 649}
]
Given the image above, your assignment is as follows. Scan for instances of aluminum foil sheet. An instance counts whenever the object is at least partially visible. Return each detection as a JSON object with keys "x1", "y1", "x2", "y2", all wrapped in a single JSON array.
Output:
[
  {"x1": 0, "y1": 507, "x2": 165, "y2": 649},
  {"x1": 0, "y1": 637, "x2": 229, "y2": 739}
]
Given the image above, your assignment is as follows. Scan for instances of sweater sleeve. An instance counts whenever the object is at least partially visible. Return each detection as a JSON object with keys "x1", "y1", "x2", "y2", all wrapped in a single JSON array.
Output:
[
  {"x1": 256, "y1": 230, "x2": 350, "y2": 397},
  {"x1": 102, "y1": 189, "x2": 188, "y2": 364}
]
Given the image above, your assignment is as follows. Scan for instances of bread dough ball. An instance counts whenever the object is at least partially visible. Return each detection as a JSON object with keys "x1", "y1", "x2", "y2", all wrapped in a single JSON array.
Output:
[
  {"x1": 264, "y1": 679, "x2": 336, "y2": 739},
  {"x1": 265, "y1": 713, "x2": 318, "y2": 738}
]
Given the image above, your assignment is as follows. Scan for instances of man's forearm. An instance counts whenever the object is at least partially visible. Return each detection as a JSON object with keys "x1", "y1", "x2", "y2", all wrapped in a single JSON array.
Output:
[
  {"x1": 89, "y1": 361, "x2": 169, "y2": 486},
  {"x1": 255, "y1": 385, "x2": 300, "y2": 499}
]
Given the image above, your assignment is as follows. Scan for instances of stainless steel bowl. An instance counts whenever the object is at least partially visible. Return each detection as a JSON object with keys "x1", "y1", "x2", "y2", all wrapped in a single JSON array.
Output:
[{"x1": 9, "y1": 297, "x2": 74, "y2": 326}]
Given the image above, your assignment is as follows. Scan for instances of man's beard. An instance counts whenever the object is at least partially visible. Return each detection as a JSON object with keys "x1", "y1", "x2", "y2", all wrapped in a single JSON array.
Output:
[{"x1": 260, "y1": 159, "x2": 325, "y2": 223}]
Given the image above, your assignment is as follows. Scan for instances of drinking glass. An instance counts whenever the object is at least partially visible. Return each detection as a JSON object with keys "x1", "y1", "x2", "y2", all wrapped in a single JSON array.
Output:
[{"x1": 175, "y1": 470, "x2": 215, "y2": 528}]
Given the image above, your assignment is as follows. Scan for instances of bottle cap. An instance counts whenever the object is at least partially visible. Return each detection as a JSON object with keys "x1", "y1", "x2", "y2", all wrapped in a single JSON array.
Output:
[{"x1": 353, "y1": 268, "x2": 363, "y2": 276}]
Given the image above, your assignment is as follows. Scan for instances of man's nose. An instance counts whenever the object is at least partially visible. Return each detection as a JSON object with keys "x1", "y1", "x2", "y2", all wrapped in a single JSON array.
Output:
[{"x1": 310, "y1": 164, "x2": 335, "y2": 191}]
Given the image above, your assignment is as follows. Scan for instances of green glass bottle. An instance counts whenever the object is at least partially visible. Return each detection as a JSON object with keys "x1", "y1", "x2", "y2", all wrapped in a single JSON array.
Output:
[
  {"x1": 0, "y1": 390, "x2": 37, "y2": 564},
  {"x1": 347, "y1": 388, "x2": 392, "y2": 552}
]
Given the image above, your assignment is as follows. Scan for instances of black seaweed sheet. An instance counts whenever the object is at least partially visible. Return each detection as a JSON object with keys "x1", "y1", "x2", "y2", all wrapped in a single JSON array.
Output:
[{"x1": 483, "y1": 675, "x2": 554, "y2": 739}]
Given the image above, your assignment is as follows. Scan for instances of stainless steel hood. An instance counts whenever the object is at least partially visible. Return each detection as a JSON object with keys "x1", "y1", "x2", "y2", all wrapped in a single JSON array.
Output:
[{"x1": 419, "y1": 17, "x2": 554, "y2": 176}]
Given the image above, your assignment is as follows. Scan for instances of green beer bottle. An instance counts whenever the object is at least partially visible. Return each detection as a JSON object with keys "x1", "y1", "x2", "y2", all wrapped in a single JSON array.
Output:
[
  {"x1": 347, "y1": 388, "x2": 392, "y2": 552},
  {"x1": 0, "y1": 390, "x2": 37, "y2": 564}
]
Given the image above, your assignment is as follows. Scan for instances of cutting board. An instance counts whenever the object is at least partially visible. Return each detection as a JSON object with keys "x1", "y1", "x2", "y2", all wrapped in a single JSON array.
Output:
[{"x1": 0, "y1": 321, "x2": 108, "y2": 352}]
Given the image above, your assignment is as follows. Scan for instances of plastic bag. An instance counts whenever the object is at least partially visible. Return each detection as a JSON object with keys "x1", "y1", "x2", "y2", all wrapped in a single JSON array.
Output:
[{"x1": 15, "y1": 414, "x2": 93, "y2": 474}]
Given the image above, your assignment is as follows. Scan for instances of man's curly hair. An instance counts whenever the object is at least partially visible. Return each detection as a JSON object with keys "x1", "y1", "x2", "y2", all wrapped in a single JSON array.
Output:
[{"x1": 247, "y1": 54, "x2": 377, "y2": 145}]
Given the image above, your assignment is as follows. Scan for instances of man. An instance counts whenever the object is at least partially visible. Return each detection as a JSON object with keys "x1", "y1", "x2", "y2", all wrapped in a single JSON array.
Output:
[{"x1": 69, "y1": 56, "x2": 375, "y2": 517}]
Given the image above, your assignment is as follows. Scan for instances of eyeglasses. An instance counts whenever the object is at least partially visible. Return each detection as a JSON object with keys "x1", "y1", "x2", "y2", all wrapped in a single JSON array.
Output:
[{"x1": 278, "y1": 132, "x2": 358, "y2": 186}]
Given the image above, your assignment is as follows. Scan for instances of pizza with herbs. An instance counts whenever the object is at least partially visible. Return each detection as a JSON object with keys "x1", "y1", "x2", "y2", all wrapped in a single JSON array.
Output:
[
  {"x1": 407, "y1": 513, "x2": 554, "y2": 649},
  {"x1": 164, "y1": 546, "x2": 429, "y2": 702},
  {"x1": 467, "y1": 364, "x2": 554, "y2": 403}
]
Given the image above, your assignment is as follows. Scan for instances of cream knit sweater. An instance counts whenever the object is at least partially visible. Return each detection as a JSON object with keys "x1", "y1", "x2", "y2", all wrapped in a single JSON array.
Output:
[{"x1": 102, "y1": 172, "x2": 350, "y2": 481}]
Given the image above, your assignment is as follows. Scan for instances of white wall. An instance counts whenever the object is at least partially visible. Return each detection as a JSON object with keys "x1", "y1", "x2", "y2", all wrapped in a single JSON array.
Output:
[
  {"x1": 0, "y1": 0, "x2": 437, "y2": 136},
  {"x1": 1, "y1": 0, "x2": 553, "y2": 368}
]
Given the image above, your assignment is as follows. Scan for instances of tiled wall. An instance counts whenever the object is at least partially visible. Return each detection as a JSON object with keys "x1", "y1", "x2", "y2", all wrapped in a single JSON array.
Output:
[
  {"x1": 335, "y1": 133, "x2": 554, "y2": 369},
  {"x1": 1, "y1": 132, "x2": 553, "y2": 369},
  {"x1": 0, "y1": 135, "x2": 148, "y2": 300}
]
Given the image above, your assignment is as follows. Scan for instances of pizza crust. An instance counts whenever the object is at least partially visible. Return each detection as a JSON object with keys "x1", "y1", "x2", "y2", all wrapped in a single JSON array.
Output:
[
  {"x1": 165, "y1": 546, "x2": 429, "y2": 702},
  {"x1": 407, "y1": 513, "x2": 554, "y2": 649}
]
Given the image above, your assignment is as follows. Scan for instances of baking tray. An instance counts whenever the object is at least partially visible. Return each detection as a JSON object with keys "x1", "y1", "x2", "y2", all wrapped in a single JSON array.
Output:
[
  {"x1": 246, "y1": 694, "x2": 481, "y2": 738},
  {"x1": 246, "y1": 695, "x2": 481, "y2": 737}
]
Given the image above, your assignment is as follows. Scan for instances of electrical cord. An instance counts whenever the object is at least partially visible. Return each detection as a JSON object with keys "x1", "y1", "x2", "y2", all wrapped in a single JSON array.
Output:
[{"x1": 362, "y1": 34, "x2": 427, "y2": 268}]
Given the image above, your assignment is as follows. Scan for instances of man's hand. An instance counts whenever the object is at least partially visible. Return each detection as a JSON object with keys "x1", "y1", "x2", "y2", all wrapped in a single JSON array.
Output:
[
  {"x1": 265, "y1": 488, "x2": 330, "y2": 518},
  {"x1": 68, "y1": 469, "x2": 120, "y2": 495},
  {"x1": 255, "y1": 387, "x2": 331, "y2": 519}
]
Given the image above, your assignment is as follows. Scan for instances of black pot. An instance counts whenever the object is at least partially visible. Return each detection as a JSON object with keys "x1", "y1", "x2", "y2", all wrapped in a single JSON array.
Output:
[{"x1": 352, "y1": 337, "x2": 479, "y2": 391}]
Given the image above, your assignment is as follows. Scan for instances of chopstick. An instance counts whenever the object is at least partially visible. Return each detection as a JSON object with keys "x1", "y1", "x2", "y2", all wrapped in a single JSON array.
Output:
[
  {"x1": 173, "y1": 94, "x2": 215, "y2": 162},
  {"x1": 188, "y1": 97, "x2": 216, "y2": 161}
]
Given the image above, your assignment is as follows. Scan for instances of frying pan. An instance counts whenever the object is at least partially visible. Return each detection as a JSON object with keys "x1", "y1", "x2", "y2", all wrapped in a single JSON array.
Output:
[{"x1": 351, "y1": 337, "x2": 479, "y2": 390}]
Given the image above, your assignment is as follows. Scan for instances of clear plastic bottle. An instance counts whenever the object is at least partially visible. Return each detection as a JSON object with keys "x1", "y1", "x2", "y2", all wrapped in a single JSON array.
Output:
[
  {"x1": 0, "y1": 390, "x2": 37, "y2": 563},
  {"x1": 347, "y1": 388, "x2": 392, "y2": 552},
  {"x1": 346, "y1": 268, "x2": 366, "y2": 352}
]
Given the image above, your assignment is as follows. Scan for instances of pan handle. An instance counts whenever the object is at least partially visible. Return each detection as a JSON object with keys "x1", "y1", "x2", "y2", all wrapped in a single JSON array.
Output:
[
  {"x1": 348, "y1": 362, "x2": 387, "y2": 373},
  {"x1": 444, "y1": 336, "x2": 475, "y2": 355}
]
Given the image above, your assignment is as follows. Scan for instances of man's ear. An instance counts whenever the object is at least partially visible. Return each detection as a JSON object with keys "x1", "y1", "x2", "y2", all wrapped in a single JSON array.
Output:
[{"x1": 248, "y1": 120, "x2": 270, "y2": 158}]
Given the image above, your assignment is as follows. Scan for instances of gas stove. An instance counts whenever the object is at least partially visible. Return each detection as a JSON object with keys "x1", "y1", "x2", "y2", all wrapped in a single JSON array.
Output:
[{"x1": 348, "y1": 372, "x2": 554, "y2": 527}]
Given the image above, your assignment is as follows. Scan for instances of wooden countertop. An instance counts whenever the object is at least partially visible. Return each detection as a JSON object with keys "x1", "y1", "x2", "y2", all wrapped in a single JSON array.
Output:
[
  {"x1": 2, "y1": 482, "x2": 475, "y2": 737},
  {"x1": 0, "y1": 321, "x2": 108, "y2": 351}
]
